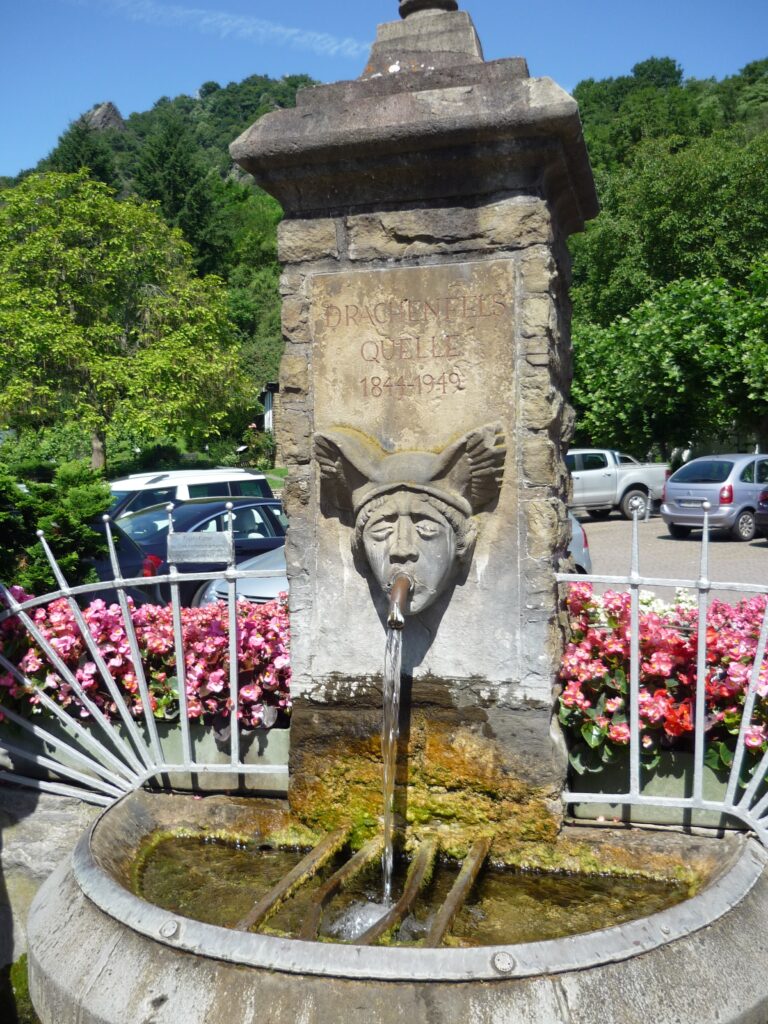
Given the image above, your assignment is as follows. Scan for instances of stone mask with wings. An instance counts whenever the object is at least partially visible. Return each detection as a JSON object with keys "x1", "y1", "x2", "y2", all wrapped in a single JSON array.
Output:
[{"x1": 313, "y1": 424, "x2": 506, "y2": 613}]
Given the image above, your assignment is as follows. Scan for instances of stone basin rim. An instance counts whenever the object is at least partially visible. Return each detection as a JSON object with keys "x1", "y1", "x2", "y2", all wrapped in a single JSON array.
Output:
[{"x1": 71, "y1": 792, "x2": 768, "y2": 983}]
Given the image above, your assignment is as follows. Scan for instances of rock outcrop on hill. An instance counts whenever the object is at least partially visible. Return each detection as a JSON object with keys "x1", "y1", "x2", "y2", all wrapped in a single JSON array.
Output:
[{"x1": 85, "y1": 101, "x2": 125, "y2": 132}]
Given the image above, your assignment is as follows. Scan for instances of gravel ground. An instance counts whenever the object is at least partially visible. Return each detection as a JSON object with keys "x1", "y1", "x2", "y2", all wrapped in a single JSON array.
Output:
[{"x1": 572, "y1": 511, "x2": 768, "y2": 605}]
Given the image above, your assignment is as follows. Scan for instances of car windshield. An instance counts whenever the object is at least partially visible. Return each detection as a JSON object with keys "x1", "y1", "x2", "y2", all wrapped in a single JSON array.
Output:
[
  {"x1": 671, "y1": 460, "x2": 734, "y2": 484},
  {"x1": 118, "y1": 507, "x2": 171, "y2": 541},
  {"x1": 108, "y1": 490, "x2": 131, "y2": 510}
]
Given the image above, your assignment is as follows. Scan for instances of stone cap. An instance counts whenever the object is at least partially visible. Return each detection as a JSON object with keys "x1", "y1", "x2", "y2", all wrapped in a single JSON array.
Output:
[
  {"x1": 364, "y1": 9, "x2": 484, "y2": 75},
  {"x1": 231, "y1": 57, "x2": 597, "y2": 233},
  {"x1": 230, "y1": 7, "x2": 597, "y2": 233}
]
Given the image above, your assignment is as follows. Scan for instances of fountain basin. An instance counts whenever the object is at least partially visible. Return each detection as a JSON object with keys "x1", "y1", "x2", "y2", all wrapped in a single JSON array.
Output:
[{"x1": 27, "y1": 790, "x2": 768, "y2": 1023}]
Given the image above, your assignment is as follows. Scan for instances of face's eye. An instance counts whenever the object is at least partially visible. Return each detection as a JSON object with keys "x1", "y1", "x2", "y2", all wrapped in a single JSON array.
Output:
[
  {"x1": 414, "y1": 517, "x2": 442, "y2": 540},
  {"x1": 367, "y1": 519, "x2": 396, "y2": 542}
]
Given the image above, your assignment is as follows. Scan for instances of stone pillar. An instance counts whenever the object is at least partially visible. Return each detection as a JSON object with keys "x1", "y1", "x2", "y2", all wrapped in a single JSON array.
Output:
[{"x1": 231, "y1": 4, "x2": 596, "y2": 831}]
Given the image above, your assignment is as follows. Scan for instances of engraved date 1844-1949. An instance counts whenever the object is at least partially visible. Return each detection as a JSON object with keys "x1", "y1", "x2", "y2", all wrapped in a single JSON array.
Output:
[{"x1": 360, "y1": 371, "x2": 464, "y2": 399}]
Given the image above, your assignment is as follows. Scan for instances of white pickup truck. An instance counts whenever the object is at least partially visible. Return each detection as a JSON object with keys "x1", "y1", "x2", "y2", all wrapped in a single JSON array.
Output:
[{"x1": 565, "y1": 448, "x2": 670, "y2": 520}]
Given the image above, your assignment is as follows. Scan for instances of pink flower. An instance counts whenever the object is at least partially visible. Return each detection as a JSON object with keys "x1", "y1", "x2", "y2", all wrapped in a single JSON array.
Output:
[
  {"x1": 745, "y1": 725, "x2": 767, "y2": 750},
  {"x1": 608, "y1": 722, "x2": 630, "y2": 744}
]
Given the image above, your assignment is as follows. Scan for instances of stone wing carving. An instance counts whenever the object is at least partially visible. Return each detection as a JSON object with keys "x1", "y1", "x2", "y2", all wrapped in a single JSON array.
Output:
[
  {"x1": 431, "y1": 423, "x2": 506, "y2": 513},
  {"x1": 314, "y1": 423, "x2": 505, "y2": 517},
  {"x1": 314, "y1": 429, "x2": 379, "y2": 514}
]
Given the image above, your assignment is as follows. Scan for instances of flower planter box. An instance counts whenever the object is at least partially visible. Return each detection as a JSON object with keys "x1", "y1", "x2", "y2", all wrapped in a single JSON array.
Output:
[
  {"x1": 0, "y1": 716, "x2": 290, "y2": 796},
  {"x1": 569, "y1": 750, "x2": 764, "y2": 829}
]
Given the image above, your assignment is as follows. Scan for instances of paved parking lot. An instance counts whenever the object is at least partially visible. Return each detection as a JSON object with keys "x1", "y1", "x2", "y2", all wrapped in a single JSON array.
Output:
[{"x1": 572, "y1": 511, "x2": 768, "y2": 604}]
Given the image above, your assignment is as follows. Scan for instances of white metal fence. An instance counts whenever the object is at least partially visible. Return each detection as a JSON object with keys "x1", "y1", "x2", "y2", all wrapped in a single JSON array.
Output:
[
  {"x1": 2, "y1": 506, "x2": 768, "y2": 854},
  {"x1": 558, "y1": 507, "x2": 768, "y2": 848},
  {"x1": 0, "y1": 506, "x2": 289, "y2": 805}
]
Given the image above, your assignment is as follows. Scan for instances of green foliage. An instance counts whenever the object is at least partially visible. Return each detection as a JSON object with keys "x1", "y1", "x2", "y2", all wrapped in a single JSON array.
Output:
[
  {"x1": 0, "y1": 171, "x2": 251, "y2": 471},
  {"x1": 0, "y1": 423, "x2": 92, "y2": 481},
  {"x1": 569, "y1": 54, "x2": 768, "y2": 450},
  {"x1": 239, "y1": 424, "x2": 277, "y2": 470},
  {"x1": 0, "y1": 460, "x2": 111, "y2": 593},
  {"x1": 572, "y1": 254, "x2": 768, "y2": 454},
  {"x1": 44, "y1": 117, "x2": 119, "y2": 187},
  {"x1": 571, "y1": 130, "x2": 768, "y2": 326},
  {"x1": 10, "y1": 73, "x2": 312, "y2": 409},
  {"x1": 573, "y1": 55, "x2": 768, "y2": 175},
  {"x1": 0, "y1": 956, "x2": 41, "y2": 1024},
  {"x1": 133, "y1": 107, "x2": 226, "y2": 273}
]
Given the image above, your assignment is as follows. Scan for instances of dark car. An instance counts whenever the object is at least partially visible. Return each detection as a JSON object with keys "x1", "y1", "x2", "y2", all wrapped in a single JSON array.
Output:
[
  {"x1": 86, "y1": 520, "x2": 165, "y2": 607},
  {"x1": 117, "y1": 498, "x2": 287, "y2": 605}
]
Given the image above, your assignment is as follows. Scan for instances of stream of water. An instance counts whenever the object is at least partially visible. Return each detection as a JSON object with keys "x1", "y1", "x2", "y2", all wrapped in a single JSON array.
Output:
[{"x1": 381, "y1": 627, "x2": 402, "y2": 903}]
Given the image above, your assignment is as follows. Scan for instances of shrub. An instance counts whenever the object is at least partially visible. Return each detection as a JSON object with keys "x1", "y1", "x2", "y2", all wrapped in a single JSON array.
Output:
[
  {"x1": 0, "y1": 590, "x2": 290, "y2": 729},
  {"x1": 558, "y1": 582, "x2": 768, "y2": 779}
]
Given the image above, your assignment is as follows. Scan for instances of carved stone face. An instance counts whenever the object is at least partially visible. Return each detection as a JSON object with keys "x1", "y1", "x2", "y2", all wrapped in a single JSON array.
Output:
[{"x1": 361, "y1": 491, "x2": 458, "y2": 614}]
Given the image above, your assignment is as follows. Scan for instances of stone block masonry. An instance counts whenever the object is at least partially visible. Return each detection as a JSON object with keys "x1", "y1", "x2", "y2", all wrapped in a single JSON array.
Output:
[{"x1": 231, "y1": 4, "x2": 596, "y2": 801}]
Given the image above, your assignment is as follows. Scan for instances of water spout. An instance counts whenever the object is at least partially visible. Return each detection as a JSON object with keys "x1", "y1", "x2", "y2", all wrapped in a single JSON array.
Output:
[{"x1": 387, "y1": 573, "x2": 413, "y2": 629}]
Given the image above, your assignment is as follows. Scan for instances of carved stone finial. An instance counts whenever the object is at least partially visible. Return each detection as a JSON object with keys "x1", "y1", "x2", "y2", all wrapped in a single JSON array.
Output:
[{"x1": 399, "y1": 0, "x2": 459, "y2": 18}]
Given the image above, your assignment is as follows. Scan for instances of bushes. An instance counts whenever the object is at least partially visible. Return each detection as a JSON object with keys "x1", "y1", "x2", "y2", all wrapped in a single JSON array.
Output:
[
  {"x1": 0, "y1": 460, "x2": 111, "y2": 594},
  {"x1": 558, "y1": 583, "x2": 768, "y2": 779}
]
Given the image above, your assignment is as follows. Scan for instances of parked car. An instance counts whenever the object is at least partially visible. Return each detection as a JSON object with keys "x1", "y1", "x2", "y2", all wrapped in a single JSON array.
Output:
[
  {"x1": 569, "y1": 513, "x2": 592, "y2": 575},
  {"x1": 194, "y1": 545, "x2": 288, "y2": 607},
  {"x1": 194, "y1": 513, "x2": 592, "y2": 607},
  {"x1": 108, "y1": 468, "x2": 274, "y2": 519},
  {"x1": 566, "y1": 449, "x2": 670, "y2": 520},
  {"x1": 756, "y1": 489, "x2": 768, "y2": 537},
  {"x1": 117, "y1": 498, "x2": 287, "y2": 604},
  {"x1": 86, "y1": 520, "x2": 164, "y2": 606},
  {"x1": 661, "y1": 453, "x2": 768, "y2": 541}
]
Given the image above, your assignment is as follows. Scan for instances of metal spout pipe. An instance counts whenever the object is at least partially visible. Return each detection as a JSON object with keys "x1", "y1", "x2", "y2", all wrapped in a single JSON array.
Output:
[{"x1": 387, "y1": 574, "x2": 413, "y2": 629}]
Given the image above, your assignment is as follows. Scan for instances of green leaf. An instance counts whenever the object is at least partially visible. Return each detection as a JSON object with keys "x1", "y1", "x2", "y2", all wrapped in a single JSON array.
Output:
[
  {"x1": 581, "y1": 721, "x2": 607, "y2": 749},
  {"x1": 703, "y1": 746, "x2": 722, "y2": 771}
]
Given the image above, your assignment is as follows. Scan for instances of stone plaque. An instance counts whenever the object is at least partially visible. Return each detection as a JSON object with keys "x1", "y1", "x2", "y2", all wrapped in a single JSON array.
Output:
[{"x1": 312, "y1": 260, "x2": 515, "y2": 450}]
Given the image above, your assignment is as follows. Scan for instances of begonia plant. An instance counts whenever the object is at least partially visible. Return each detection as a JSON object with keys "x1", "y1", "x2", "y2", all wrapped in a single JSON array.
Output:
[
  {"x1": 0, "y1": 587, "x2": 291, "y2": 729},
  {"x1": 558, "y1": 582, "x2": 768, "y2": 779}
]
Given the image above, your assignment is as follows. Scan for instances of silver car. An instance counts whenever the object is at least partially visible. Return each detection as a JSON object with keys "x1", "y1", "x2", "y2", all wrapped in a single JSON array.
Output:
[
  {"x1": 661, "y1": 453, "x2": 768, "y2": 541},
  {"x1": 194, "y1": 514, "x2": 592, "y2": 606}
]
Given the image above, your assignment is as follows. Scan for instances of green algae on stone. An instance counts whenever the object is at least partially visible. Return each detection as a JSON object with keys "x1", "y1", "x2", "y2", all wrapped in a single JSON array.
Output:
[
  {"x1": 0, "y1": 955, "x2": 41, "y2": 1024},
  {"x1": 289, "y1": 715, "x2": 560, "y2": 855}
]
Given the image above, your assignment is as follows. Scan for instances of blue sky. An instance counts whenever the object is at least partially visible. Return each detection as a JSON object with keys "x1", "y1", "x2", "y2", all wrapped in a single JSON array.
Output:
[{"x1": 2, "y1": 0, "x2": 767, "y2": 176}]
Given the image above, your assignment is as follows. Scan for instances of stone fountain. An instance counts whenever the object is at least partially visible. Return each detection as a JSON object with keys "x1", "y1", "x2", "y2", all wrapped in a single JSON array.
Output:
[
  {"x1": 232, "y1": 0, "x2": 595, "y2": 845},
  {"x1": 24, "y1": 3, "x2": 768, "y2": 1022}
]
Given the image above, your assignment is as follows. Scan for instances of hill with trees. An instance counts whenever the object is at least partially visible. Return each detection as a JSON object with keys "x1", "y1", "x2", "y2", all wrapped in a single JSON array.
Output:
[
  {"x1": 2, "y1": 57, "x2": 767, "y2": 476},
  {"x1": 569, "y1": 56, "x2": 768, "y2": 455}
]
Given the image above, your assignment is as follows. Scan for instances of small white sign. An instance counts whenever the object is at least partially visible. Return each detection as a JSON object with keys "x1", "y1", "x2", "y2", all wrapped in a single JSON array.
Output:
[{"x1": 167, "y1": 533, "x2": 234, "y2": 564}]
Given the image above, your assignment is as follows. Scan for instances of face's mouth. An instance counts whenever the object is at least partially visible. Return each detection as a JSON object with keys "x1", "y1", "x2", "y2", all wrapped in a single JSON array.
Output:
[{"x1": 387, "y1": 571, "x2": 415, "y2": 592}]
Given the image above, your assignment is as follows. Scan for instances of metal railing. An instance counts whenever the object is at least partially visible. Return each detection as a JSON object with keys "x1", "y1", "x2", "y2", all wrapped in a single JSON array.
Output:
[
  {"x1": 0, "y1": 505, "x2": 289, "y2": 805},
  {"x1": 3, "y1": 502, "x2": 768, "y2": 854},
  {"x1": 558, "y1": 506, "x2": 768, "y2": 848}
]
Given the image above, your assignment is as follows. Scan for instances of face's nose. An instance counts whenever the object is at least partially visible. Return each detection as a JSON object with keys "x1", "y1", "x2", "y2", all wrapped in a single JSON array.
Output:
[{"x1": 389, "y1": 515, "x2": 418, "y2": 563}]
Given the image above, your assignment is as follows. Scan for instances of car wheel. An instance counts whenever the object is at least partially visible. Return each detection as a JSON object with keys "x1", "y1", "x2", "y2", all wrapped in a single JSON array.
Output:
[
  {"x1": 730, "y1": 509, "x2": 756, "y2": 542},
  {"x1": 620, "y1": 489, "x2": 648, "y2": 520},
  {"x1": 587, "y1": 509, "x2": 611, "y2": 521},
  {"x1": 667, "y1": 523, "x2": 692, "y2": 539}
]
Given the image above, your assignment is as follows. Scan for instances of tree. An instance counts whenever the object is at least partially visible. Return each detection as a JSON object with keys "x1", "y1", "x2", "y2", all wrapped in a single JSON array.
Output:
[
  {"x1": 0, "y1": 461, "x2": 112, "y2": 593},
  {"x1": 133, "y1": 107, "x2": 224, "y2": 272},
  {"x1": 570, "y1": 130, "x2": 768, "y2": 326},
  {"x1": 45, "y1": 117, "x2": 119, "y2": 187},
  {"x1": 571, "y1": 255, "x2": 768, "y2": 455},
  {"x1": 0, "y1": 171, "x2": 251, "y2": 471}
]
